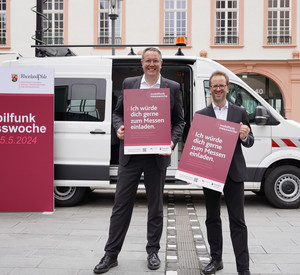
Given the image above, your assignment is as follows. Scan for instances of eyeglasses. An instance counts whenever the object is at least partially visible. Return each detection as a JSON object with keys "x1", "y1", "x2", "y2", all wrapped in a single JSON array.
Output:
[
  {"x1": 210, "y1": 84, "x2": 227, "y2": 90},
  {"x1": 143, "y1": 59, "x2": 161, "y2": 65}
]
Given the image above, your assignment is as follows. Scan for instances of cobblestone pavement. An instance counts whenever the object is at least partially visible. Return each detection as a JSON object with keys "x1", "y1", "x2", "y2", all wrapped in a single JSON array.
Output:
[{"x1": 0, "y1": 189, "x2": 299, "y2": 275}]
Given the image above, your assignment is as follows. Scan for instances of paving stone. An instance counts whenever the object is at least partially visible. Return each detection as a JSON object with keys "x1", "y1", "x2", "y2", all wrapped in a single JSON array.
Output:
[{"x1": 0, "y1": 190, "x2": 299, "y2": 274}]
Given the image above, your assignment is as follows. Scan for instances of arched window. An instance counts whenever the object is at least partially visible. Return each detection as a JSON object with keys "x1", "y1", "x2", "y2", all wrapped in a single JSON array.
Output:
[{"x1": 237, "y1": 74, "x2": 285, "y2": 117}]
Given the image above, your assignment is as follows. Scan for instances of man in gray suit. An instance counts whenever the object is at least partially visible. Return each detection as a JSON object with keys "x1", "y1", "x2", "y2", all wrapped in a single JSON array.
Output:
[
  {"x1": 198, "y1": 71, "x2": 254, "y2": 275},
  {"x1": 94, "y1": 48, "x2": 185, "y2": 274}
]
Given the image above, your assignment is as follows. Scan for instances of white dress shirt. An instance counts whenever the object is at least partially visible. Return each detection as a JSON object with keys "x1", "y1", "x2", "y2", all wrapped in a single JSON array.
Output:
[
  {"x1": 212, "y1": 101, "x2": 228, "y2": 121},
  {"x1": 140, "y1": 75, "x2": 161, "y2": 89},
  {"x1": 212, "y1": 100, "x2": 248, "y2": 142}
]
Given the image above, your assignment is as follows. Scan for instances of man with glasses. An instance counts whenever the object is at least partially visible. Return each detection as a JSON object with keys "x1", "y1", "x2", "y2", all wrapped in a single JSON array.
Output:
[
  {"x1": 93, "y1": 48, "x2": 185, "y2": 274},
  {"x1": 197, "y1": 71, "x2": 254, "y2": 275}
]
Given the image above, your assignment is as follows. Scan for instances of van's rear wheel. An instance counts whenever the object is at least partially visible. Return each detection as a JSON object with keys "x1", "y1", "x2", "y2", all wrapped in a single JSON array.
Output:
[
  {"x1": 264, "y1": 165, "x2": 300, "y2": 209},
  {"x1": 54, "y1": 187, "x2": 87, "y2": 207}
]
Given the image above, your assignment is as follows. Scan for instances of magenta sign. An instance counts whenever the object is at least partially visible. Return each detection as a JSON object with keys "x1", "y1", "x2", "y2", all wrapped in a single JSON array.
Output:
[
  {"x1": 0, "y1": 67, "x2": 54, "y2": 211},
  {"x1": 176, "y1": 113, "x2": 240, "y2": 192}
]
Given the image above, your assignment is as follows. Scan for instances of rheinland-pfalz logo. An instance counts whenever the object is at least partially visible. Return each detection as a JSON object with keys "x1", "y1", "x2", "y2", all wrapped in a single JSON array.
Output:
[{"x1": 11, "y1": 74, "x2": 18, "y2": 82}]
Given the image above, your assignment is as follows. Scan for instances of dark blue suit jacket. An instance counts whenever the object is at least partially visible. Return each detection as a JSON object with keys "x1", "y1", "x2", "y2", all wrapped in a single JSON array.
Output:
[
  {"x1": 113, "y1": 75, "x2": 185, "y2": 170},
  {"x1": 196, "y1": 103, "x2": 254, "y2": 182}
]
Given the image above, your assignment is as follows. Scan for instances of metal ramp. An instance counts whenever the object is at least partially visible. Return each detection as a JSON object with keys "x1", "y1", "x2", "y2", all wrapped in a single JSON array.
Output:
[{"x1": 165, "y1": 191, "x2": 211, "y2": 275}]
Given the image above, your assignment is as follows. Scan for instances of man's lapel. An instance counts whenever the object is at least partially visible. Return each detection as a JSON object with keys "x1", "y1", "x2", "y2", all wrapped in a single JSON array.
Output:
[
  {"x1": 226, "y1": 102, "x2": 234, "y2": 122},
  {"x1": 131, "y1": 76, "x2": 143, "y2": 89},
  {"x1": 208, "y1": 104, "x2": 216, "y2": 118},
  {"x1": 160, "y1": 77, "x2": 168, "y2": 88}
]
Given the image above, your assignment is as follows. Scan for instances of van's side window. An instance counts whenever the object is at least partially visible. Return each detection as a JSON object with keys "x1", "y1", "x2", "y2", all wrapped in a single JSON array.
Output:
[
  {"x1": 54, "y1": 78, "x2": 106, "y2": 122},
  {"x1": 227, "y1": 83, "x2": 261, "y2": 123},
  {"x1": 204, "y1": 80, "x2": 260, "y2": 123},
  {"x1": 204, "y1": 80, "x2": 212, "y2": 106}
]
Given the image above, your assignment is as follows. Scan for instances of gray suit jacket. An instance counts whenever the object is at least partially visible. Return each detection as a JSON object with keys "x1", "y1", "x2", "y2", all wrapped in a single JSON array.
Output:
[
  {"x1": 196, "y1": 103, "x2": 254, "y2": 182},
  {"x1": 113, "y1": 75, "x2": 185, "y2": 170}
]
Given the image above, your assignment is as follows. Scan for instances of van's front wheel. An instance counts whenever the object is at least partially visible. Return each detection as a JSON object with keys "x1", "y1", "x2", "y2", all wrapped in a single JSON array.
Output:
[
  {"x1": 264, "y1": 165, "x2": 300, "y2": 209},
  {"x1": 54, "y1": 187, "x2": 87, "y2": 207}
]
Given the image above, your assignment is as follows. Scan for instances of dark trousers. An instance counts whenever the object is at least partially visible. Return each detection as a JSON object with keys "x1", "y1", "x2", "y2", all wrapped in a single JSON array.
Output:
[
  {"x1": 104, "y1": 155, "x2": 165, "y2": 258},
  {"x1": 203, "y1": 177, "x2": 249, "y2": 272}
]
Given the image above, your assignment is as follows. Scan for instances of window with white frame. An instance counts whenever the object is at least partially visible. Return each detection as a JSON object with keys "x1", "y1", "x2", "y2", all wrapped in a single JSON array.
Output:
[
  {"x1": 43, "y1": 0, "x2": 64, "y2": 45},
  {"x1": 98, "y1": 0, "x2": 121, "y2": 45},
  {"x1": 0, "y1": 0, "x2": 7, "y2": 46},
  {"x1": 267, "y1": 0, "x2": 291, "y2": 44},
  {"x1": 164, "y1": 0, "x2": 187, "y2": 45},
  {"x1": 215, "y1": 0, "x2": 239, "y2": 45}
]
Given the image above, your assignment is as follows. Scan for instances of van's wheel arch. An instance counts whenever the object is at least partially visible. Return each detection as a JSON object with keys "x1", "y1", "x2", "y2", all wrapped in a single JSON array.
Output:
[
  {"x1": 54, "y1": 187, "x2": 87, "y2": 207},
  {"x1": 264, "y1": 165, "x2": 300, "y2": 209}
]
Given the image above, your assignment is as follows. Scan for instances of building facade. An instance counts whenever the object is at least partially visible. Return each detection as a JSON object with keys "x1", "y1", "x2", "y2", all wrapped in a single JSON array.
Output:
[{"x1": 1, "y1": 0, "x2": 300, "y2": 121}]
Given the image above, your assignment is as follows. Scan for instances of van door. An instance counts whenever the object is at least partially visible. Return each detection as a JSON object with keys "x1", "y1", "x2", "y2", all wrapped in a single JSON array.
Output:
[
  {"x1": 191, "y1": 58, "x2": 273, "y2": 191},
  {"x1": 226, "y1": 81, "x2": 273, "y2": 187},
  {"x1": 53, "y1": 58, "x2": 113, "y2": 205},
  {"x1": 202, "y1": 78, "x2": 273, "y2": 189},
  {"x1": 110, "y1": 59, "x2": 195, "y2": 180},
  {"x1": 161, "y1": 62, "x2": 194, "y2": 178}
]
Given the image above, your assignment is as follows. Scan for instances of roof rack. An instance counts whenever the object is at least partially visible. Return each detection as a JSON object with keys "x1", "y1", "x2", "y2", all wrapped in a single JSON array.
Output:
[
  {"x1": 31, "y1": 37, "x2": 187, "y2": 57},
  {"x1": 35, "y1": 46, "x2": 76, "y2": 57}
]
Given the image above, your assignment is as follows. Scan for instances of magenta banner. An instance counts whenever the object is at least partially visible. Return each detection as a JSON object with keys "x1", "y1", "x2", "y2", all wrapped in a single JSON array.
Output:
[
  {"x1": 0, "y1": 67, "x2": 54, "y2": 211},
  {"x1": 175, "y1": 113, "x2": 240, "y2": 192},
  {"x1": 124, "y1": 88, "x2": 171, "y2": 154}
]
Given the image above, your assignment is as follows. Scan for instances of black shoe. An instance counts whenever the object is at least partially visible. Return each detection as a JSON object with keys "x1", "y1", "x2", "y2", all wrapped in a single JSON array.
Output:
[
  {"x1": 201, "y1": 259, "x2": 223, "y2": 274},
  {"x1": 93, "y1": 255, "x2": 118, "y2": 274},
  {"x1": 238, "y1": 271, "x2": 251, "y2": 275},
  {"x1": 147, "y1": 252, "x2": 161, "y2": 270}
]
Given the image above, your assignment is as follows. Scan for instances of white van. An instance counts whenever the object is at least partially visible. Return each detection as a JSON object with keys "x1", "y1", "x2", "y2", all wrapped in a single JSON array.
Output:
[{"x1": 2, "y1": 54, "x2": 300, "y2": 209}]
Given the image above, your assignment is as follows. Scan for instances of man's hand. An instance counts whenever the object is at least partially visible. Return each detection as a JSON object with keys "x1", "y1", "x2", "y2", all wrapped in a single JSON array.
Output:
[
  {"x1": 239, "y1": 122, "x2": 250, "y2": 140},
  {"x1": 117, "y1": 125, "x2": 125, "y2": 140},
  {"x1": 159, "y1": 141, "x2": 174, "y2": 156}
]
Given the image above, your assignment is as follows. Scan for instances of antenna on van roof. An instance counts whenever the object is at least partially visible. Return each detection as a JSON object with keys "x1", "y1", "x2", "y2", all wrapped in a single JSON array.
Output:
[{"x1": 0, "y1": 52, "x2": 23, "y2": 58}]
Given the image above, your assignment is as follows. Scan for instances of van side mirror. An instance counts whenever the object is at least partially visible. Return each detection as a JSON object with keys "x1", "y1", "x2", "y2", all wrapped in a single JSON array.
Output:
[{"x1": 255, "y1": 105, "x2": 269, "y2": 125}]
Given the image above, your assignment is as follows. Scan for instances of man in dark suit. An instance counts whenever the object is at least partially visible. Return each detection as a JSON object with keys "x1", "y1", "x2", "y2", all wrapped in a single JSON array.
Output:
[
  {"x1": 94, "y1": 48, "x2": 185, "y2": 274},
  {"x1": 197, "y1": 71, "x2": 254, "y2": 275}
]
